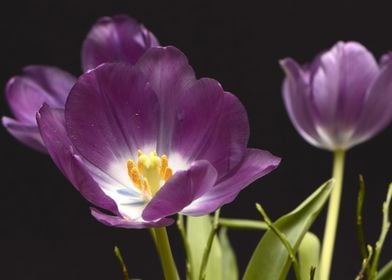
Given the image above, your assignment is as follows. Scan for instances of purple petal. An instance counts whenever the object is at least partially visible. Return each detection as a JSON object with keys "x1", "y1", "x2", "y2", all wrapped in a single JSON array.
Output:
[
  {"x1": 37, "y1": 105, "x2": 119, "y2": 214},
  {"x1": 2, "y1": 116, "x2": 46, "y2": 152},
  {"x1": 65, "y1": 63, "x2": 160, "y2": 179},
  {"x1": 5, "y1": 66, "x2": 76, "y2": 124},
  {"x1": 91, "y1": 208, "x2": 173, "y2": 229},
  {"x1": 135, "y1": 46, "x2": 196, "y2": 153},
  {"x1": 181, "y1": 149, "x2": 280, "y2": 216},
  {"x1": 352, "y1": 62, "x2": 392, "y2": 145},
  {"x1": 82, "y1": 15, "x2": 159, "y2": 72},
  {"x1": 380, "y1": 52, "x2": 392, "y2": 67},
  {"x1": 311, "y1": 42, "x2": 379, "y2": 131},
  {"x1": 142, "y1": 160, "x2": 218, "y2": 221},
  {"x1": 172, "y1": 79, "x2": 249, "y2": 176},
  {"x1": 280, "y1": 58, "x2": 321, "y2": 147}
]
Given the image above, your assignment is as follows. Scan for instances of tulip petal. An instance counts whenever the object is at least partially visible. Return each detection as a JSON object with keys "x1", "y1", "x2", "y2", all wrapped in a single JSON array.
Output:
[
  {"x1": 82, "y1": 15, "x2": 159, "y2": 71},
  {"x1": 65, "y1": 63, "x2": 160, "y2": 182},
  {"x1": 311, "y1": 42, "x2": 378, "y2": 130},
  {"x1": 352, "y1": 62, "x2": 392, "y2": 145},
  {"x1": 281, "y1": 58, "x2": 321, "y2": 147},
  {"x1": 37, "y1": 105, "x2": 119, "y2": 215},
  {"x1": 2, "y1": 116, "x2": 46, "y2": 152},
  {"x1": 181, "y1": 149, "x2": 280, "y2": 216},
  {"x1": 91, "y1": 208, "x2": 173, "y2": 229},
  {"x1": 135, "y1": 46, "x2": 196, "y2": 153},
  {"x1": 142, "y1": 160, "x2": 218, "y2": 221},
  {"x1": 172, "y1": 78, "x2": 249, "y2": 176},
  {"x1": 5, "y1": 65, "x2": 75, "y2": 124},
  {"x1": 380, "y1": 52, "x2": 392, "y2": 67}
]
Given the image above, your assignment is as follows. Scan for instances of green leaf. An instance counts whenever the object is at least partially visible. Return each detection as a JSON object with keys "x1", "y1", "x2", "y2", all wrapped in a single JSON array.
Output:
[
  {"x1": 377, "y1": 260, "x2": 392, "y2": 280},
  {"x1": 219, "y1": 228, "x2": 239, "y2": 280},
  {"x1": 298, "y1": 232, "x2": 320, "y2": 280},
  {"x1": 243, "y1": 180, "x2": 333, "y2": 280},
  {"x1": 187, "y1": 215, "x2": 222, "y2": 280}
]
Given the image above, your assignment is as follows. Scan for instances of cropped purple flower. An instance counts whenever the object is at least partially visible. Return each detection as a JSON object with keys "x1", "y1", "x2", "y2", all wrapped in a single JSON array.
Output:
[
  {"x1": 37, "y1": 46, "x2": 280, "y2": 228},
  {"x1": 281, "y1": 41, "x2": 392, "y2": 150},
  {"x1": 2, "y1": 15, "x2": 158, "y2": 152}
]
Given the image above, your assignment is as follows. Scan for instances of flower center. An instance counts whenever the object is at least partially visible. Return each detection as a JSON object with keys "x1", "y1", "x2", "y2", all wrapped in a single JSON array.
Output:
[{"x1": 127, "y1": 150, "x2": 173, "y2": 198}]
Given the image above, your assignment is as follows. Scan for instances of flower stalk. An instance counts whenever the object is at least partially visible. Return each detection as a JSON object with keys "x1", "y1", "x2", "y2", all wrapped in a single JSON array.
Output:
[
  {"x1": 319, "y1": 150, "x2": 346, "y2": 280},
  {"x1": 177, "y1": 214, "x2": 194, "y2": 280},
  {"x1": 152, "y1": 227, "x2": 179, "y2": 280}
]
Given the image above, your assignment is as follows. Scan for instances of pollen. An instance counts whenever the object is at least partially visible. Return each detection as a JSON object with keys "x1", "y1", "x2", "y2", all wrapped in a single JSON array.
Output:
[{"x1": 127, "y1": 150, "x2": 173, "y2": 197}]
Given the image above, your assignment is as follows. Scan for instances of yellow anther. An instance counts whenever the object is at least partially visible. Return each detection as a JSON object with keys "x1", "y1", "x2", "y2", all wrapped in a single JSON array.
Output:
[
  {"x1": 127, "y1": 160, "x2": 135, "y2": 178},
  {"x1": 164, "y1": 167, "x2": 173, "y2": 181},
  {"x1": 130, "y1": 167, "x2": 142, "y2": 189},
  {"x1": 127, "y1": 150, "x2": 174, "y2": 197},
  {"x1": 137, "y1": 160, "x2": 143, "y2": 173},
  {"x1": 160, "y1": 155, "x2": 168, "y2": 178}
]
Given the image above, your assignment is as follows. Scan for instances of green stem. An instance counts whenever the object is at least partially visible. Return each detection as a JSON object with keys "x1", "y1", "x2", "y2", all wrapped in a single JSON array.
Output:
[
  {"x1": 369, "y1": 183, "x2": 392, "y2": 279},
  {"x1": 218, "y1": 218, "x2": 268, "y2": 230},
  {"x1": 356, "y1": 175, "x2": 369, "y2": 277},
  {"x1": 114, "y1": 246, "x2": 130, "y2": 280},
  {"x1": 256, "y1": 203, "x2": 302, "y2": 280},
  {"x1": 199, "y1": 209, "x2": 221, "y2": 280},
  {"x1": 355, "y1": 245, "x2": 373, "y2": 280},
  {"x1": 177, "y1": 215, "x2": 194, "y2": 280},
  {"x1": 319, "y1": 150, "x2": 346, "y2": 280},
  {"x1": 152, "y1": 227, "x2": 180, "y2": 280}
]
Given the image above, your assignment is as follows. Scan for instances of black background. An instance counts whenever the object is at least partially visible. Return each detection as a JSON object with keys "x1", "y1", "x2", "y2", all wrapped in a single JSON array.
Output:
[{"x1": 0, "y1": 0, "x2": 391, "y2": 279}]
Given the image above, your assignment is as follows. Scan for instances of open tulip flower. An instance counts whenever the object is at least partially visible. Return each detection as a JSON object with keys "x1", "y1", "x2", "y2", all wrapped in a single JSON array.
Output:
[
  {"x1": 37, "y1": 46, "x2": 280, "y2": 228},
  {"x1": 2, "y1": 15, "x2": 158, "y2": 153},
  {"x1": 281, "y1": 41, "x2": 392, "y2": 151}
]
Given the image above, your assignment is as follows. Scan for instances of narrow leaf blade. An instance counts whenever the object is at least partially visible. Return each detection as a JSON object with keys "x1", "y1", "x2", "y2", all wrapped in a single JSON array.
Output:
[
  {"x1": 377, "y1": 260, "x2": 392, "y2": 280},
  {"x1": 243, "y1": 180, "x2": 333, "y2": 280},
  {"x1": 220, "y1": 228, "x2": 239, "y2": 280}
]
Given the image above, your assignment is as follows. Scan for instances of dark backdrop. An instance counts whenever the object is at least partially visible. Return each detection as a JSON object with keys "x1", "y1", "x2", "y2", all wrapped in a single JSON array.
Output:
[{"x1": 0, "y1": 0, "x2": 391, "y2": 279}]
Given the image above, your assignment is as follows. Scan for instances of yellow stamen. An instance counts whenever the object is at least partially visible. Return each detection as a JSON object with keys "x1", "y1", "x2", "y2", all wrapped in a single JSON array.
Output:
[
  {"x1": 164, "y1": 167, "x2": 173, "y2": 181},
  {"x1": 130, "y1": 167, "x2": 142, "y2": 189},
  {"x1": 138, "y1": 160, "x2": 144, "y2": 173},
  {"x1": 127, "y1": 160, "x2": 135, "y2": 178},
  {"x1": 160, "y1": 155, "x2": 168, "y2": 178},
  {"x1": 127, "y1": 150, "x2": 174, "y2": 197}
]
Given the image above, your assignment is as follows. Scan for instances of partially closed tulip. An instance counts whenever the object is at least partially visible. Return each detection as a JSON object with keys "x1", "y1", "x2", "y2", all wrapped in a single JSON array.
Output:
[{"x1": 281, "y1": 41, "x2": 392, "y2": 151}]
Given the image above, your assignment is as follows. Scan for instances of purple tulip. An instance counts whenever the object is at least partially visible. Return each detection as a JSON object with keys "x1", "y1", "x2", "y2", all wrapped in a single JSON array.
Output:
[
  {"x1": 281, "y1": 41, "x2": 392, "y2": 150},
  {"x1": 2, "y1": 15, "x2": 159, "y2": 152},
  {"x1": 37, "y1": 46, "x2": 280, "y2": 228}
]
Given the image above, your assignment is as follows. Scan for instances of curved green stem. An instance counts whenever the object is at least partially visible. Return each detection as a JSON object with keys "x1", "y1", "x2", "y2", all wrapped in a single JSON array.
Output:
[
  {"x1": 319, "y1": 150, "x2": 346, "y2": 280},
  {"x1": 114, "y1": 246, "x2": 130, "y2": 280},
  {"x1": 218, "y1": 218, "x2": 268, "y2": 230},
  {"x1": 356, "y1": 175, "x2": 368, "y2": 262},
  {"x1": 152, "y1": 227, "x2": 179, "y2": 280},
  {"x1": 369, "y1": 183, "x2": 392, "y2": 279},
  {"x1": 177, "y1": 215, "x2": 194, "y2": 280},
  {"x1": 256, "y1": 203, "x2": 302, "y2": 280},
  {"x1": 199, "y1": 209, "x2": 221, "y2": 280}
]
